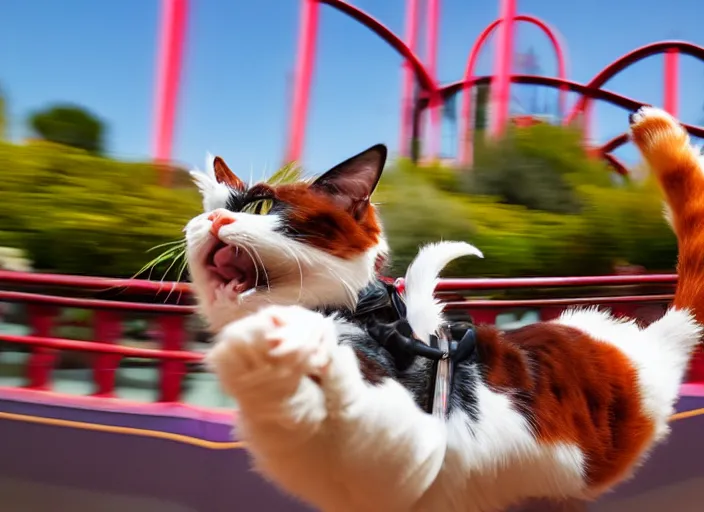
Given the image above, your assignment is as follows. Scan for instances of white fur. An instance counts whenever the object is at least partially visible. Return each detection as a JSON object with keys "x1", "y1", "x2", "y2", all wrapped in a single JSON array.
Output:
[
  {"x1": 185, "y1": 208, "x2": 384, "y2": 332},
  {"x1": 186, "y1": 154, "x2": 389, "y2": 332},
  {"x1": 190, "y1": 154, "x2": 231, "y2": 212},
  {"x1": 403, "y1": 241, "x2": 483, "y2": 343},
  {"x1": 419, "y1": 386, "x2": 587, "y2": 511},
  {"x1": 555, "y1": 306, "x2": 701, "y2": 493},
  {"x1": 204, "y1": 243, "x2": 591, "y2": 512},
  {"x1": 207, "y1": 306, "x2": 448, "y2": 512},
  {"x1": 188, "y1": 136, "x2": 702, "y2": 511},
  {"x1": 202, "y1": 242, "x2": 701, "y2": 511}
]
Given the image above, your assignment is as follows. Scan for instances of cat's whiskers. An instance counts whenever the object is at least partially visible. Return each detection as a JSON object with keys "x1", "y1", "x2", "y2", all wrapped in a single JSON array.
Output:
[
  {"x1": 174, "y1": 258, "x2": 190, "y2": 304},
  {"x1": 280, "y1": 243, "x2": 306, "y2": 302},
  {"x1": 337, "y1": 275, "x2": 359, "y2": 307},
  {"x1": 162, "y1": 249, "x2": 187, "y2": 303},
  {"x1": 235, "y1": 241, "x2": 271, "y2": 293},
  {"x1": 136, "y1": 238, "x2": 189, "y2": 300}
]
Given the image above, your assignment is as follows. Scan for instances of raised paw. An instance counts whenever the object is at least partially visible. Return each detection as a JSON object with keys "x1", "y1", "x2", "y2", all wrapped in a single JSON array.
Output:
[
  {"x1": 207, "y1": 305, "x2": 338, "y2": 394},
  {"x1": 629, "y1": 106, "x2": 689, "y2": 165}
]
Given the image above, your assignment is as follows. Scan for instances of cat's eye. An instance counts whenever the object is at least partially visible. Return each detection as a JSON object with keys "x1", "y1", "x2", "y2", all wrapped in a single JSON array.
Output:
[{"x1": 243, "y1": 199, "x2": 274, "y2": 215}]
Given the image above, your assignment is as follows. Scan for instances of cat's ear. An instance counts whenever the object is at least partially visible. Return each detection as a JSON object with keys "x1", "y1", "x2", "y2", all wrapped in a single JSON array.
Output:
[
  {"x1": 212, "y1": 156, "x2": 245, "y2": 191},
  {"x1": 311, "y1": 144, "x2": 387, "y2": 218}
]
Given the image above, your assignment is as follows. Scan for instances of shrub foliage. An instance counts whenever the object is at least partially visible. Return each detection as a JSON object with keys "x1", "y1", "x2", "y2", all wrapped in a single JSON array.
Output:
[
  {"x1": 0, "y1": 121, "x2": 675, "y2": 279},
  {"x1": 0, "y1": 141, "x2": 201, "y2": 277},
  {"x1": 375, "y1": 123, "x2": 674, "y2": 277}
]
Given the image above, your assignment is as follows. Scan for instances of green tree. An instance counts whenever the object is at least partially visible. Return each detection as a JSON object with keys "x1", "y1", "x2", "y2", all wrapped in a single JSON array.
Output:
[
  {"x1": 0, "y1": 140, "x2": 200, "y2": 277},
  {"x1": 462, "y1": 122, "x2": 612, "y2": 214},
  {"x1": 474, "y1": 84, "x2": 490, "y2": 131},
  {"x1": 29, "y1": 104, "x2": 105, "y2": 154},
  {"x1": 375, "y1": 122, "x2": 674, "y2": 278}
]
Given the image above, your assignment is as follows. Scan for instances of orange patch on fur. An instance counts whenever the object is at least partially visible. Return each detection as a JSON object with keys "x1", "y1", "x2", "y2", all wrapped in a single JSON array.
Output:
[
  {"x1": 475, "y1": 323, "x2": 654, "y2": 490},
  {"x1": 631, "y1": 110, "x2": 704, "y2": 324},
  {"x1": 213, "y1": 156, "x2": 246, "y2": 191},
  {"x1": 272, "y1": 184, "x2": 382, "y2": 258}
]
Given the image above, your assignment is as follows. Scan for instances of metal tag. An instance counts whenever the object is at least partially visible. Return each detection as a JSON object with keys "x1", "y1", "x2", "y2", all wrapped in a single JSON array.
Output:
[{"x1": 431, "y1": 324, "x2": 453, "y2": 419}]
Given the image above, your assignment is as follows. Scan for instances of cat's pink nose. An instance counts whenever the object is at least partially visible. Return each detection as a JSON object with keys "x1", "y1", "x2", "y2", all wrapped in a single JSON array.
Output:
[{"x1": 208, "y1": 209, "x2": 236, "y2": 237}]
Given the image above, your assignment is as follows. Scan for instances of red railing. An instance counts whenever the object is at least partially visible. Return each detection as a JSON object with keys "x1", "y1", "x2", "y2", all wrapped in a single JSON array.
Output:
[
  {"x1": 1, "y1": 269, "x2": 701, "y2": 405},
  {"x1": 433, "y1": 273, "x2": 677, "y2": 324},
  {"x1": 0, "y1": 270, "x2": 198, "y2": 402}
]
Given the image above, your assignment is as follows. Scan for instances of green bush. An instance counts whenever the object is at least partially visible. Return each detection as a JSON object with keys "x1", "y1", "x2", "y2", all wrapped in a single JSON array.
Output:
[
  {"x1": 375, "y1": 123, "x2": 676, "y2": 278},
  {"x1": 461, "y1": 123, "x2": 615, "y2": 213},
  {"x1": 0, "y1": 120, "x2": 677, "y2": 281},
  {"x1": 29, "y1": 104, "x2": 106, "y2": 155},
  {"x1": 376, "y1": 167, "x2": 674, "y2": 278},
  {"x1": 0, "y1": 141, "x2": 201, "y2": 277}
]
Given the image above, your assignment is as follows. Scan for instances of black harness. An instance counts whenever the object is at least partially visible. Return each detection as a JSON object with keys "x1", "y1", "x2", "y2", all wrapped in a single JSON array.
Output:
[{"x1": 331, "y1": 279, "x2": 478, "y2": 418}]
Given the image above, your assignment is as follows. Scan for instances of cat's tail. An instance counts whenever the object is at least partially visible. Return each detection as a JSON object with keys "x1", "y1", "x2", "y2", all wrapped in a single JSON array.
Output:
[
  {"x1": 402, "y1": 242, "x2": 483, "y2": 344},
  {"x1": 630, "y1": 107, "x2": 704, "y2": 325}
]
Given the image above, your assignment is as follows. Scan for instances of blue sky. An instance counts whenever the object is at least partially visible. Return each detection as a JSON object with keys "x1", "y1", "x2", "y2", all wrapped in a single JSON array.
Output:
[{"x1": 1, "y1": 0, "x2": 703, "y2": 177}]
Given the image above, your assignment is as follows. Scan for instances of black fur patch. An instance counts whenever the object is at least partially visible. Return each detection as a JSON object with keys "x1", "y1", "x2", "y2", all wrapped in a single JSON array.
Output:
[
  {"x1": 449, "y1": 361, "x2": 481, "y2": 422},
  {"x1": 327, "y1": 279, "x2": 482, "y2": 424}
]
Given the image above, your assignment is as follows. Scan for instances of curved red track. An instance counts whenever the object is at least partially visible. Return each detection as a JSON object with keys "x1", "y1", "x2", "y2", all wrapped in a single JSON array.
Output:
[
  {"x1": 564, "y1": 41, "x2": 704, "y2": 125},
  {"x1": 151, "y1": 2, "x2": 704, "y2": 171},
  {"x1": 319, "y1": 0, "x2": 437, "y2": 91},
  {"x1": 433, "y1": 39, "x2": 704, "y2": 173},
  {"x1": 436, "y1": 73, "x2": 704, "y2": 174},
  {"x1": 279, "y1": 1, "x2": 704, "y2": 172},
  {"x1": 457, "y1": 15, "x2": 568, "y2": 164}
]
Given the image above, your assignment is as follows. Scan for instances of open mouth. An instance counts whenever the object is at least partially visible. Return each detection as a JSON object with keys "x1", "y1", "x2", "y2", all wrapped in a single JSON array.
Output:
[{"x1": 206, "y1": 241, "x2": 267, "y2": 295}]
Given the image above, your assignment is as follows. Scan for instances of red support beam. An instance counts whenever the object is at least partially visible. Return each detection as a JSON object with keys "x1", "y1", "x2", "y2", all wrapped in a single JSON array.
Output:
[
  {"x1": 92, "y1": 310, "x2": 123, "y2": 398},
  {"x1": 399, "y1": 0, "x2": 420, "y2": 158},
  {"x1": 159, "y1": 315, "x2": 188, "y2": 402},
  {"x1": 25, "y1": 305, "x2": 57, "y2": 391},
  {"x1": 488, "y1": 0, "x2": 517, "y2": 137},
  {"x1": 424, "y1": 0, "x2": 441, "y2": 160},
  {"x1": 664, "y1": 49, "x2": 679, "y2": 117},
  {"x1": 289, "y1": 0, "x2": 438, "y2": 163},
  {"x1": 458, "y1": 15, "x2": 569, "y2": 166},
  {"x1": 285, "y1": 0, "x2": 320, "y2": 164},
  {"x1": 153, "y1": 0, "x2": 189, "y2": 186}
]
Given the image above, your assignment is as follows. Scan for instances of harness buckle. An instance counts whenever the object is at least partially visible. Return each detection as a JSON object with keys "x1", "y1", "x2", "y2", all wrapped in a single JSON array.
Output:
[{"x1": 431, "y1": 324, "x2": 454, "y2": 419}]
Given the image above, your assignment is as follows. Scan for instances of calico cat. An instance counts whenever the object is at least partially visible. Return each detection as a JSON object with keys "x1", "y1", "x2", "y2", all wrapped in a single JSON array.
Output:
[{"x1": 185, "y1": 107, "x2": 704, "y2": 512}]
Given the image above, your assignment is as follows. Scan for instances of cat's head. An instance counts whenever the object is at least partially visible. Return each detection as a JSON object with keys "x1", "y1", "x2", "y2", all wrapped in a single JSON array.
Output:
[{"x1": 185, "y1": 145, "x2": 389, "y2": 332}]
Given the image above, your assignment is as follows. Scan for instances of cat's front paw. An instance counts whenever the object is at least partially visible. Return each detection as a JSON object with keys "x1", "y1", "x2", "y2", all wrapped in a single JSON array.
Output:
[
  {"x1": 629, "y1": 107, "x2": 689, "y2": 164},
  {"x1": 207, "y1": 305, "x2": 338, "y2": 394}
]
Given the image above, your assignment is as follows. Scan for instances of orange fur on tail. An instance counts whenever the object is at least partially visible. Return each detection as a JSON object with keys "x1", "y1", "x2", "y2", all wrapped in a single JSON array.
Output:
[{"x1": 630, "y1": 107, "x2": 704, "y2": 323}]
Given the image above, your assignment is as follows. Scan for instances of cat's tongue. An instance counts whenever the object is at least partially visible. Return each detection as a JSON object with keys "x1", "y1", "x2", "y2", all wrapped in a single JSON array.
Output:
[{"x1": 209, "y1": 244, "x2": 257, "y2": 292}]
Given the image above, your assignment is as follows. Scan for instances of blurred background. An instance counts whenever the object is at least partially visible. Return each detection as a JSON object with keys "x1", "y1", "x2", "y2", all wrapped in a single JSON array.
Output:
[
  {"x1": 1, "y1": 2, "x2": 704, "y2": 510},
  {"x1": 1, "y1": 0, "x2": 702, "y2": 282},
  {"x1": 1, "y1": 0, "x2": 702, "y2": 389}
]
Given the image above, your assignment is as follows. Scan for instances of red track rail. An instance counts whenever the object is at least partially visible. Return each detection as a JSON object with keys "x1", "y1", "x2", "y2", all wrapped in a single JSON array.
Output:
[
  {"x1": 0, "y1": 270, "x2": 191, "y2": 296},
  {"x1": 435, "y1": 273, "x2": 677, "y2": 291},
  {"x1": 0, "y1": 269, "x2": 678, "y2": 294},
  {"x1": 443, "y1": 294, "x2": 673, "y2": 309},
  {"x1": 0, "y1": 334, "x2": 203, "y2": 362},
  {"x1": 0, "y1": 291, "x2": 194, "y2": 314},
  {"x1": 2, "y1": 269, "x2": 700, "y2": 406}
]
